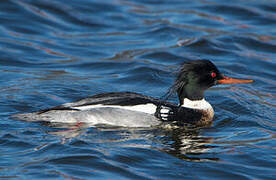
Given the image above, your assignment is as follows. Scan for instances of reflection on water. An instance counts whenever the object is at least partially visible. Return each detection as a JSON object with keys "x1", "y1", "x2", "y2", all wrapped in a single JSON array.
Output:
[
  {"x1": 161, "y1": 129, "x2": 219, "y2": 162},
  {"x1": 43, "y1": 121, "x2": 275, "y2": 164},
  {"x1": 42, "y1": 122, "x2": 216, "y2": 161}
]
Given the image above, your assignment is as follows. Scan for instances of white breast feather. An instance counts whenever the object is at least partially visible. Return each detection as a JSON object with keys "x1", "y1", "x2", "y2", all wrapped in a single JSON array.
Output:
[{"x1": 181, "y1": 98, "x2": 213, "y2": 110}]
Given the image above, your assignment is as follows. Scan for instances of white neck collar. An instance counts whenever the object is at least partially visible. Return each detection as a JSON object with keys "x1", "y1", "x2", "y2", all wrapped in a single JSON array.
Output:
[{"x1": 181, "y1": 98, "x2": 213, "y2": 110}]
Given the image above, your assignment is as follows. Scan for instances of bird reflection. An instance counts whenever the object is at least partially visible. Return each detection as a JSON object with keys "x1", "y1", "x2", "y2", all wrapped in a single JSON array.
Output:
[
  {"x1": 40, "y1": 122, "x2": 89, "y2": 142},
  {"x1": 158, "y1": 127, "x2": 220, "y2": 162},
  {"x1": 41, "y1": 122, "x2": 219, "y2": 162}
]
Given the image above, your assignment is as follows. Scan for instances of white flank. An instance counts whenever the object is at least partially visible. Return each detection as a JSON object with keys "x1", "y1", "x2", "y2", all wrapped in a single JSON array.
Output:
[
  {"x1": 182, "y1": 98, "x2": 213, "y2": 110},
  {"x1": 73, "y1": 103, "x2": 157, "y2": 114}
]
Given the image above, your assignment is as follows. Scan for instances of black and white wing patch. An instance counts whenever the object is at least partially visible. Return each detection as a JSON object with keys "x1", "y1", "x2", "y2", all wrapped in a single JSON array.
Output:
[{"x1": 155, "y1": 105, "x2": 176, "y2": 121}]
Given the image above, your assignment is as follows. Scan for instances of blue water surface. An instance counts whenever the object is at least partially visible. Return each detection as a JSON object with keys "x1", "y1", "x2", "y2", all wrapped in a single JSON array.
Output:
[{"x1": 0, "y1": 0, "x2": 275, "y2": 179}]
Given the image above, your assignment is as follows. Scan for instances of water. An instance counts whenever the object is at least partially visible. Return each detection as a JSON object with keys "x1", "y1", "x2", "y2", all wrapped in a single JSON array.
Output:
[{"x1": 0, "y1": 0, "x2": 275, "y2": 179}]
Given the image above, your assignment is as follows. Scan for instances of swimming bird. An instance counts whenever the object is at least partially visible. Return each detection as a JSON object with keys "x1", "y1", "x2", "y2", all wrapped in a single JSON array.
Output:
[{"x1": 14, "y1": 60, "x2": 253, "y2": 127}]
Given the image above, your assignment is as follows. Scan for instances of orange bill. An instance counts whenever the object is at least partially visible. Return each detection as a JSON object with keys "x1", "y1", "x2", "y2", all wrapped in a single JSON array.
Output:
[{"x1": 218, "y1": 76, "x2": 254, "y2": 84}]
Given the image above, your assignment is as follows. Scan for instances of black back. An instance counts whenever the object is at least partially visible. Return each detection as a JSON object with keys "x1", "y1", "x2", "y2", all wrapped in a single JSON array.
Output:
[{"x1": 38, "y1": 92, "x2": 177, "y2": 114}]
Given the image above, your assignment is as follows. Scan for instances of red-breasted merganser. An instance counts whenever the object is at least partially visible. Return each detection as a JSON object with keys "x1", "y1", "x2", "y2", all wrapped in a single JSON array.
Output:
[{"x1": 15, "y1": 60, "x2": 253, "y2": 127}]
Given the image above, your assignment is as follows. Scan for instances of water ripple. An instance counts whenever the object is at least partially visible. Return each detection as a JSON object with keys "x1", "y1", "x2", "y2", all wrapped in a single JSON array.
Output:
[{"x1": 0, "y1": 0, "x2": 275, "y2": 179}]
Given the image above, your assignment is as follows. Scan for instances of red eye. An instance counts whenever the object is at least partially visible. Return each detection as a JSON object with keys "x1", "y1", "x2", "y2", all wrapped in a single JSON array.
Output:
[{"x1": 211, "y1": 72, "x2": 216, "y2": 78}]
